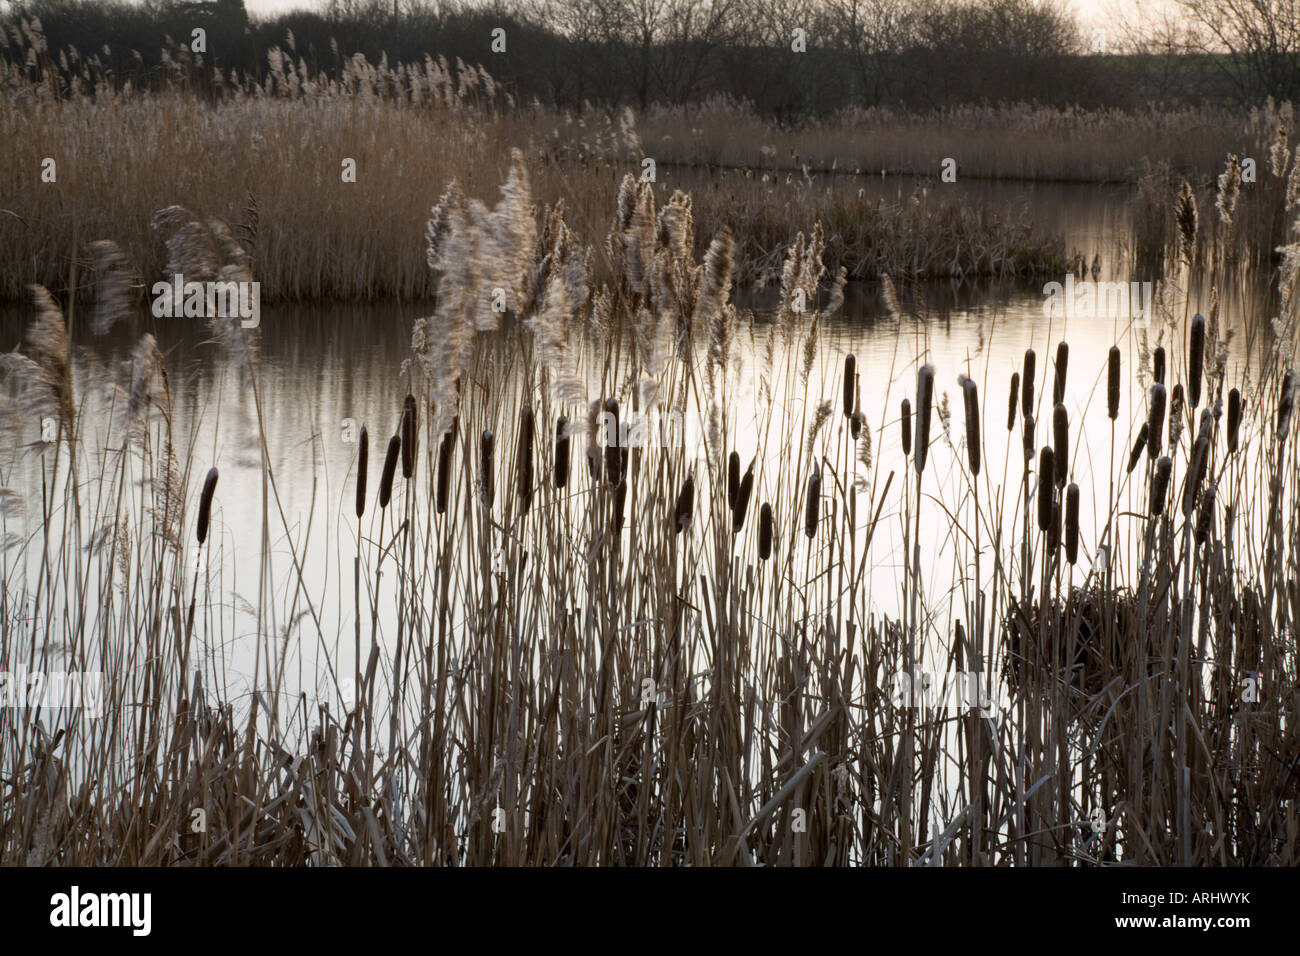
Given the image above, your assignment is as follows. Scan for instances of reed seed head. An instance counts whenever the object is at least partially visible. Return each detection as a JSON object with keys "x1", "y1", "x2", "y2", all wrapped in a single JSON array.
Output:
[
  {"x1": 197, "y1": 467, "x2": 218, "y2": 545},
  {"x1": 355, "y1": 427, "x2": 368, "y2": 519},
  {"x1": 1189, "y1": 314, "x2": 1206, "y2": 408},
  {"x1": 1107, "y1": 346, "x2": 1120, "y2": 420},
  {"x1": 379, "y1": 435, "x2": 401, "y2": 509}
]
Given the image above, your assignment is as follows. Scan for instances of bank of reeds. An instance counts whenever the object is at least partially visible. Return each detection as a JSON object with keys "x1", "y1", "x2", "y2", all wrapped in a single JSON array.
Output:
[{"x1": 2, "y1": 143, "x2": 1299, "y2": 867}]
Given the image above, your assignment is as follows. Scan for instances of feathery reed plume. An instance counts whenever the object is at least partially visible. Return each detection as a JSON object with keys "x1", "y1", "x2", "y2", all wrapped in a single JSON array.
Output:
[
  {"x1": 1196, "y1": 485, "x2": 1216, "y2": 545},
  {"x1": 1184, "y1": 435, "x2": 1209, "y2": 515},
  {"x1": 1279, "y1": 369, "x2": 1297, "y2": 436},
  {"x1": 1189, "y1": 314, "x2": 1206, "y2": 408},
  {"x1": 1008, "y1": 371, "x2": 1020, "y2": 430},
  {"x1": 1169, "y1": 385, "x2": 1185, "y2": 449},
  {"x1": 401, "y1": 394, "x2": 416, "y2": 479},
  {"x1": 1053, "y1": 403, "x2": 1069, "y2": 488},
  {"x1": 1154, "y1": 346, "x2": 1166, "y2": 385},
  {"x1": 89, "y1": 239, "x2": 138, "y2": 335},
  {"x1": 1108, "y1": 346, "x2": 1121, "y2": 420},
  {"x1": 734, "y1": 462, "x2": 754, "y2": 532},
  {"x1": 805, "y1": 469, "x2": 821, "y2": 537},
  {"x1": 1038, "y1": 447, "x2": 1055, "y2": 531},
  {"x1": 436, "y1": 421, "x2": 456, "y2": 514},
  {"x1": 1176, "y1": 179, "x2": 1198, "y2": 263},
  {"x1": 843, "y1": 354, "x2": 856, "y2": 419},
  {"x1": 355, "y1": 427, "x2": 368, "y2": 519},
  {"x1": 603, "y1": 398, "x2": 622, "y2": 486},
  {"x1": 1127, "y1": 422, "x2": 1150, "y2": 474},
  {"x1": 478, "y1": 430, "x2": 495, "y2": 511},
  {"x1": 728, "y1": 451, "x2": 740, "y2": 511},
  {"x1": 379, "y1": 435, "x2": 401, "y2": 509},
  {"x1": 1227, "y1": 389, "x2": 1242, "y2": 453},
  {"x1": 1151, "y1": 456, "x2": 1172, "y2": 516},
  {"x1": 1065, "y1": 483, "x2": 1080, "y2": 564},
  {"x1": 675, "y1": 470, "x2": 695, "y2": 533},
  {"x1": 555, "y1": 415, "x2": 571, "y2": 487},
  {"x1": 900, "y1": 398, "x2": 912, "y2": 456},
  {"x1": 1148, "y1": 383, "x2": 1167, "y2": 459},
  {"x1": 516, "y1": 404, "x2": 534, "y2": 516},
  {"x1": 758, "y1": 503, "x2": 774, "y2": 559},
  {"x1": 1023, "y1": 413, "x2": 1036, "y2": 461},
  {"x1": 197, "y1": 467, "x2": 219, "y2": 545},
  {"x1": 915, "y1": 364, "x2": 934, "y2": 475},
  {"x1": 1022, "y1": 348, "x2": 1036, "y2": 419},
  {"x1": 962, "y1": 378, "x2": 980, "y2": 476},
  {"x1": 1053, "y1": 341, "x2": 1069, "y2": 405},
  {"x1": 1217, "y1": 154, "x2": 1242, "y2": 229}
]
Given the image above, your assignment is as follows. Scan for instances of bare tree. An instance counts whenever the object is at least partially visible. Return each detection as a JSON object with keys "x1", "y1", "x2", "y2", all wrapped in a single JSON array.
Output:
[{"x1": 1175, "y1": 0, "x2": 1300, "y2": 101}]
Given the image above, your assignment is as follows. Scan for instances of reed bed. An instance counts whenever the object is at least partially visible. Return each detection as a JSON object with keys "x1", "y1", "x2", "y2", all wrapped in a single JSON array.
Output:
[{"x1": 2, "y1": 139, "x2": 1300, "y2": 867}]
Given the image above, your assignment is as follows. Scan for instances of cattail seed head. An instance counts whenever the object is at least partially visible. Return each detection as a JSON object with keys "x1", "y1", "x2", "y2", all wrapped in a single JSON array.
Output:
[
  {"x1": 1022, "y1": 349, "x2": 1036, "y2": 419},
  {"x1": 1053, "y1": 341, "x2": 1069, "y2": 405},
  {"x1": 555, "y1": 415, "x2": 571, "y2": 487},
  {"x1": 1147, "y1": 383, "x2": 1167, "y2": 459},
  {"x1": 516, "y1": 404, "x2": 535, "y2": 516},
  {"x1": 962, "y1": 378, "x2": 980, "y2": 476},
  {"x1": 915, "y1": 364, "x2": 934, "y2": 475},
  {"x1": 603, "y1": 398, "x2": 622, "y2": 486},
  {"x1": 197, "y1": 467, "x2": 218, "y2": 545},
  {"x1": 675, "y1": 471, "x2": 695, "y2": 533},
  {"x1": 758, "y1": 503, "x2": 774, "y2": 560},
  {"x1": 1065, "y1": 483, "x2": 1080, "y2": 564},
  {"x1": 1007, "y1": 371, "x2": 1020, "y2": 431},
  {"x1": 1150, "y1": 455, "x2": 1172, "y2": 516},
  {"x1": 1052, "y1": 403, "x2": 1068, "y2": 488},
  {"x1": 1107, "y1": 346, "x2": 1120, "y2": 420},
  {"x1": 1188, "y1": 314, "x2": 1206, "y2": 408},
  {"x1": 1127, "y1": 422, "x2": 1149, "y2": 474},
  {"x1": 436, "y1": 423, "x2": 456, "y2": 514},
  {"x1": 355, "y1": 427, "x2": 368, "y2": 519},
  {"x1": 614, "y1": 479, "x2": 627, "y2": 532},
  {"x1": 805, "y1": 469, "x2": 821, "y2": 538},
  {"x1": 1153, "y1": 346, "x2": 1166, "y2": 385},
  {"x1": 851, "y1": 374, "x2": 863, "y2": 439},
  {"x1": 1227, "y1": 388, "x2": 1242, "y2": 452},
  {"x1": 478, "y1": 430, "x2": 495, "y2": 511},
  {"x1": 900, "y1": 398, "x2": 912, "y2": 456},
  {"x1": 1169, "y1": 384, "x2": 1185, "y2": 449},
  {"x1": 734, "y1": 463, "x2": 754, "y2": 532},
  {"x1": 1184, "y1": 434, "x2": 1209, "y2": 516},
  {"x1": 1196, "y1": 484, "x2": 1216, "y2": 545},
  {"x1": 401, "y1": 394, "x2": 416, "y2": 480},
  {"x1": 843, "y1": 354, "x2": 856, "y2": 418},
  {"x1": 1279, "y1": 369, "x2": 1297, "y2": 437},
  {"x1": 1038, "y1": 447, "x2": 1055, "y2": 531},
  {"x1": 728, "y1": 451, "x2": 740, "y2": 511},
  {"x1": 1048, "y1": 500, "x2": 1061, "y2": 554},
  {"x1": 1023, "y1": 412, "x2": 1035, "y2": 462},
  {"x1": 379, "y1": 435, "x2": 400, "y2": 509}
]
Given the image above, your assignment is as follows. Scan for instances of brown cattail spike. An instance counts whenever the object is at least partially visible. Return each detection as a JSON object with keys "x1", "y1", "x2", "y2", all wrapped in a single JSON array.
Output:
[
  {"x1": 843, "y1": 354, "x2": 856, "y2": 418},
  {"x1": 734, "y1": 463, "x2": 754, "y2": 532},
  {"x1": 1227, "y1": 389, "x2": 1242, "y2": 453},
  {"x1": 1038, "y1": 447, "x2": 1055, "y2": 531},
  {"x1": 603, "y1": 398, "x2": 622, "y2": 486},
  {"x1": 355, "y1": 427, "x2": 368, "y2": 519},
  {"x1": 901, "y1": 398, "x2": 912, "y2": 456},
  {"x1": 1126, "y1": 422, "x2": 1149, "y2": 474},
  {"x1": 1107, "y1": 346, "x2": 1120, "y2": 420},
  {"x1": 1065, "y1": 483, "x2": 1080, "y2": 564},
  {"x1": 675, "y1": 471, "x2": 695, "y2": 533},
  {"x1": 197, "y1": 467, "x2": 219, "y2": 544},
  {"x1": 517, "y1": 404, "x2": 534, "y2": 516},
  {"x1": 1053, "y1": 341, "x2": 1069, "y2": 405},
  {"x1": 1151, "y1": 456, "x2": 1172, "y2": 516},
  {"x1": 1196, "y1": 484, "x2": 1216, "y2": 545},
  {"x1": 758, "y1": 503, "x2": 774, "y2": 560},
  {"x1": 614, "y1": 479, "x2": 627, "y2": 532},
  {"x1": 1022, "y1": 349, "x2": 1035, "y2": 419},
  {"x1": 401, "y1": 394, "x2": 416, "y2": 479},
  {"x1": 1184, "y1": 434, "x2": 1209, "y2": 516},
  {"x1": 478, "y1": 430, "x2": 495, "y2": 511},
  {"x1": 379, "y1": 435, "x2": 400, "y2": 509},
  {"x1": 1053, "y1": 403, "x2": 1068, "y2": 488},
  {"x1": 1153, "y1": 346, "x2": 1166, "y2": 385},
  {"x1": 915, "y1": 364, "x2": 934, "y2": 475},
  {"x1": 1148, "y1": 384, "x2": 1167, "y2": 459},
  {"x1": 1023, "y1": 412, "x2": 1035, "y2": 462},
  {"x1": 1279, "y1": 369, "x2": 1297, "y2": 437},
  {"x1": 962, "y1": 378, "x2": 980, "y2": 476},
  {"x1": 436, "y1": 423, "x2": 456, "y2": 514},
  {"x1": 1188, "y1": 314, "x2": 1206, "y2": 409},
  {"x1": 728, "y1": 451, "x2": 740, "y2": 511},
  {"x1": 805, "y1": 469, "x2": 821, "y2": 538},
  {"x1": 1007, "y1": 371, "x2": 1020, "y2": 431},
  {"x1": 555, "y1": 415, "x2": 571, "y2": 487}
]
